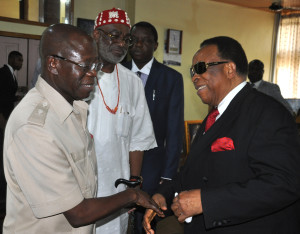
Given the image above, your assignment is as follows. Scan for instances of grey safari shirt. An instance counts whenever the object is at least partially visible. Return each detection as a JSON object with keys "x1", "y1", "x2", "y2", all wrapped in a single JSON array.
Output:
[{"x1": 3, "y1": 76, "x2": 97, "y2": 234}]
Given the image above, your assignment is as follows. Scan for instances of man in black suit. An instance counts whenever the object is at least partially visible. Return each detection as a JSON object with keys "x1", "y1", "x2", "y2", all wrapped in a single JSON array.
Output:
[
  {"x1": 248, "y1": 59, "x2": 293, "y2": 115},
  {"x1": 144, "y1": 36, "x2": 300, "y2": 234},
  {"x1": 0, "y1": 51, "x2": 23, "y2": 122},
  {"x1": 123, "y1": 21, "x2": 184, "y2": 233},
  {"x1": 0, "y1": 51, "x2": 23, "y2": 217}
]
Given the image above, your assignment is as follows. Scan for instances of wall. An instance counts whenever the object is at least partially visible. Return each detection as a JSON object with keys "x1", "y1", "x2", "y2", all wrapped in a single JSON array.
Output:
[
  {"x1": 0, "y1": 0, "x2": 19, "y2": 19},
  {"x1": 134, "y1": 0, "x2": 274, "y2": 120},
  {"x1": 0, "y1": 0, "x2": 274, "y2": 120}
]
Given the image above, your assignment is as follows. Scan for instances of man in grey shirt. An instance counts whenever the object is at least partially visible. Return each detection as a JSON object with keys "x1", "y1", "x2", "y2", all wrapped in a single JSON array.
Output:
[{"x1": 248, "y1": 59, "x2": 293, "y2": 115}]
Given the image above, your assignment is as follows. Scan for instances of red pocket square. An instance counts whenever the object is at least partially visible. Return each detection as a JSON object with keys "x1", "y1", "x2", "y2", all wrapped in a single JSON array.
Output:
[{"x1": 211, "y1": 137, "x2": 235, "y2": 152}]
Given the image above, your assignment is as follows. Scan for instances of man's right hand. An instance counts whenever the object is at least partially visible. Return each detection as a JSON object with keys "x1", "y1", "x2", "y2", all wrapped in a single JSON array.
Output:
[
  {"x1": 143, "y1": 193, "x2": 167, "y2": 234},
  {"x1": 133, "y1": 189, "x2": 164, "y2": 216}
]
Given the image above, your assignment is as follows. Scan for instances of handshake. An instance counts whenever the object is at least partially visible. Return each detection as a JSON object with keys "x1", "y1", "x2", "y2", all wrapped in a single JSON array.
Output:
[{"x1": 142, "y1": 189, "x2": 202, "y2": 234}]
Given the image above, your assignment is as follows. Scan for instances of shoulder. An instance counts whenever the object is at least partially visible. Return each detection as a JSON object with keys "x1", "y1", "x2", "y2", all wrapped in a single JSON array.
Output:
[
  {"x1": 154, "y1": 60, "x2": 182, "y2": 74},
  {"x1": 152, "y1": 60, "x2": 183, "y2": 82},
  {"x1": 260, "y1": 80, "x2": 278, "y2": 88},
  {"x1": 0, "y1": 65, "x2": 9, "y2": 73},
  {"x1": 243, "y1": 86, "x2": 290, "y2": 118},
  {"x1": 10, "y1": 89, "x2": 49, "y2": 128}
]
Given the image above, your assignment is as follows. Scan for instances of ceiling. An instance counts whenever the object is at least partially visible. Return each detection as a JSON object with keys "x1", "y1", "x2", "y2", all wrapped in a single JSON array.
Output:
[{"x1": 210, "y1": 0, "x2": 300, "y2": 13}]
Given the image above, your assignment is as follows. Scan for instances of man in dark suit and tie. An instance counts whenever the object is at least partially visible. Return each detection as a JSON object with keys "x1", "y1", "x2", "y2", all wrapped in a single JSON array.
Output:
[
  {"x1": 0, "y1": 51, "x2": 23, "y2": 122},
  {"x1": 123, "y1": 21, "x2": 184, "y2": 233},
  {"x1": 0, "y1": 50, "x2": 23, "y2": 219},
  {"x1": 144, "y1": 36, "x2": 300, "y2": 234},
  {"x1": 248, "y1": 59, "x2": 293, "y2": 115}
]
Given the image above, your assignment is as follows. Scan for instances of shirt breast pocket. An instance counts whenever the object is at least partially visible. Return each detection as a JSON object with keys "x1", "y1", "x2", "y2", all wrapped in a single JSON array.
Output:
[
  {"x1": 70, "y1": 150, "x2": 92, "y2": 197},
  {"x1": 116, "y1": 104, "x2": 134, "y2": 137}
]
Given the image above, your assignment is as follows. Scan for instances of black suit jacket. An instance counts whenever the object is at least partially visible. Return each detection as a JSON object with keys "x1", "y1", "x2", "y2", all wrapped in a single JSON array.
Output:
[
  {"x1": 123, "y1": 59, "x2": 184, "y2": 195},
  {"x1": 0, "y1": 65, "x2": 18, "y2": 120},
  {"x1": 159, "y1": 84, "x2": 300, "y2": 233}
]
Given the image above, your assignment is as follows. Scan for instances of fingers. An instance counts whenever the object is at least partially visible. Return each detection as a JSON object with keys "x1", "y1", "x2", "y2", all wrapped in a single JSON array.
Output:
[
  {"x1": 149, "y1": 209, "x2": 157, "y2": 223},
  {"x1": 171, "y1": 189, "x2": 202, "y2": 223},
  {"x1": 177, "y1": 213, "x2": 187, "y2": 223},
  {"x1": 171, "y1": 202, "x2": 188, "y2": 223},
  {"x1": 153, "y1": 193, "x2": 168, "y2": 211},
  {"x1": 143, "y1": 209, "x2": 155, "y2": 234},
  {"x1": 134, "y1": 190, "x2": 164, "y2": 216},
  {"x1": 127, "y1": 207, "x2": 136, "y2": 214},
  {"x1": 148, "y1": 198, "x2": 164, "y2": 215},
  {"x1": 171, "y1": 202, "x2": 180, "y2": 217}
]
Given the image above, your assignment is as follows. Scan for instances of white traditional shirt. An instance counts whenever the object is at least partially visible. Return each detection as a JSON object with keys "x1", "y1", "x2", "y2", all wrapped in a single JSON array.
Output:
[{"x1": 87, "y1": 63, "x2": 157, "y2": 234}]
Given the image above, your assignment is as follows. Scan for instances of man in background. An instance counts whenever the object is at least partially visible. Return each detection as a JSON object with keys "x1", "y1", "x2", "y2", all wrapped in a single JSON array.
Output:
[
  {"x1": 3, "y1": 23, "x2": 162, "y2": 234},
  {"x1": 248, "y1": 59, "x2": 293, "y2": 115},
  {"x1": 87, "y1": 9, "x2": 157, "y2": 234},
  {"x1": 144, "y1": 36, "x2": 300, "y2": 234},
  {"x1": 0, "y1": 51, "x2": 23, "y2": 123},
  {"x1": 123, "y1": 21, "x2": 184, "y2": 233},
  {"x1": 0, "y1": 51, "x2": 23, "y2": 218}
]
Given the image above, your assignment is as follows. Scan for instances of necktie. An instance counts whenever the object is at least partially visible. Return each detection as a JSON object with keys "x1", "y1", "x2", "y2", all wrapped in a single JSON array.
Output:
[
  {"x1": 136, "y1": 71, "x2": 148, "y2": 87},
  {"x1": 13, "y1": 73, "x2": 18, "y2": 86},
  {"x1": 205, "y1": 107, "x2": 219, "y2": 132}
]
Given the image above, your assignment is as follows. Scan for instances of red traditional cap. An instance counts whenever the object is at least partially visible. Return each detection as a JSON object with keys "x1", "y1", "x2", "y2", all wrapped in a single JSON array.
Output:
[{"x1": 94, "y1": 8, "x2": 131, "y2": 29}]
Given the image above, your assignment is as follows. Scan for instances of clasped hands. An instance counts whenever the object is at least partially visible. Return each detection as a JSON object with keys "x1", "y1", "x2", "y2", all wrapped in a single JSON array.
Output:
[{"x1": 143, "y1": 189, "x2": 202, "y2": 234}]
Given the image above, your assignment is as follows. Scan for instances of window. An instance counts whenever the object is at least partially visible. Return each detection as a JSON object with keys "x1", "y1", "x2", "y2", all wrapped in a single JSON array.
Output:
[
  {"x1": 274, "y1": 12, "x2": 300, "y2": 99},
  {"x1": 0, "y1": 0, "x2": 73, "y2": 25}
]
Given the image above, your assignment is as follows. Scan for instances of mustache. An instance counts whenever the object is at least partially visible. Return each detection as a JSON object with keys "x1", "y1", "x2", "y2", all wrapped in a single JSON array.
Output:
[{"x1": 110, "y1": 44, "x2": 127, "y2": 53}]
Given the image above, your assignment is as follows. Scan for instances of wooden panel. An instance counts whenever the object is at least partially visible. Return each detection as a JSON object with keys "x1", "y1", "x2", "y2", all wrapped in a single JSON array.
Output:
[{"x1": 28, "y1": 39, "x2": 40, "y2": 88}]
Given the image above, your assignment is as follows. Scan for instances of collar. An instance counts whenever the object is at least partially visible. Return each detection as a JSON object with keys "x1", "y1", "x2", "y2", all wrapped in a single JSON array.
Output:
[
  {"x1": 216, "y1": 81, "x2": 247, "y2": 120},
  {"x1": 6, "y1": 64, "x2": 14, "y2": 75},
  {"x1": 131, "y1": 57, "x2": 154, "y2": 76},
  {"x1": 252, "y1": 80, "x2": 262, "y2": 88},
  {"x1": 35, "y1": 76, "x2": 88, "y2": 123}
]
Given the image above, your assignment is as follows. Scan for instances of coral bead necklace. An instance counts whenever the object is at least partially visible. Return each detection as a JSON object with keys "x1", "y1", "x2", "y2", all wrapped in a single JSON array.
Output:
[{"x1": 96, "y1": 64, "x2": 120, "y2": 114}]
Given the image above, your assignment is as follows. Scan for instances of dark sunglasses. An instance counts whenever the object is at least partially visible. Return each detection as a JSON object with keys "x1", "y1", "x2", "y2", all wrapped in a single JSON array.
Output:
[
  {"x1": 190, "y1": 61, "x2": 228, "y2": 77},
  {"x1": 50, "y1": 55, "x2": 102, "y2": 73}
]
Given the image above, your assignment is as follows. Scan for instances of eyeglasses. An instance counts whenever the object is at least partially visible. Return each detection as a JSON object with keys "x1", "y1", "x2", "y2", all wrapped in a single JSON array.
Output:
[
  {"x1": 50, "y1": 55, "x2": 102, "y2": 73},
  {"x1": 97, "y1": 28, "x2": 133, "y2": 46},
  {"x1": 190, "y1": 61, "x2": 228, "y2": 77}
]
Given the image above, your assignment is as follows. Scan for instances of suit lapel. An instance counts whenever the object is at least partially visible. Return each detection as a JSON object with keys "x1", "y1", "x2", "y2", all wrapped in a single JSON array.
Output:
[
  {"x1": 189, "y1": 84, "x2": 252, "y2": 159},
  {"x1": 13, "y1": 73, "x2": 18, "y2": 88},
  {"x1": 5, "y1": 65, "x2": 18, "y2": 91},
  {"x1": 144, "y1": 59, "x2": 160, "y2": 113}
]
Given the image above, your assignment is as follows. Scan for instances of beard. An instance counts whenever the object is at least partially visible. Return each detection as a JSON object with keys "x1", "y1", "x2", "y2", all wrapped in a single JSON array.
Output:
[{"x1": 98, "y1": 37, "x2": 127, "y2": 64}]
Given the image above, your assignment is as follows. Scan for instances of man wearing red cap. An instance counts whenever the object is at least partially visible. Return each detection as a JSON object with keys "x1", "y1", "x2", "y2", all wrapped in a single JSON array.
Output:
[{"x1": 87, "y1": 8, "x2": 157, "y2": 234}]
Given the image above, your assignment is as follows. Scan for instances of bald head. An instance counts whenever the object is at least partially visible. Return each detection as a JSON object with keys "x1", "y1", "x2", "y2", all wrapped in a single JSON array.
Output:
[
  {"x1": 39, "y1": 24, "x2": 99, "y2": 104},
  {"x1": 40, "y1": 24, "x2": 95, "y2": 73}
]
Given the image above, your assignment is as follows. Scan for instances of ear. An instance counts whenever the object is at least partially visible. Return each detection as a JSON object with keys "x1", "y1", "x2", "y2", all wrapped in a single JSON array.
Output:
[
  {"x1": 225, "y1": 62, "x2": 236, "y2": 79},
  {"x1": 93, "y1": 29, "x2": 100, "y2": 41},
  {"x1": 153, "y1": 42, "x2": 158, "y2": 52},
  {"x1": 48, "y1": 57, "x2": 59, "y2": 75}
]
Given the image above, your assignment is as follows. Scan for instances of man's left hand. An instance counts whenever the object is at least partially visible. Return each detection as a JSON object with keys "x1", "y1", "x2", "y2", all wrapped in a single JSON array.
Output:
[{"x1": 171, "y1": 189, "x2": 203, "y2": 223}]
